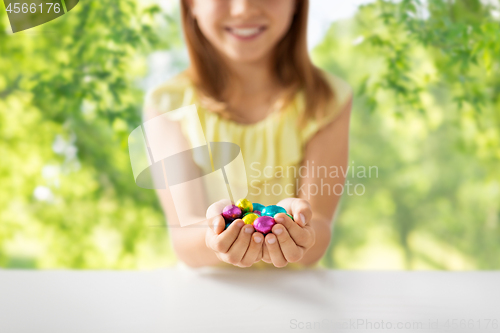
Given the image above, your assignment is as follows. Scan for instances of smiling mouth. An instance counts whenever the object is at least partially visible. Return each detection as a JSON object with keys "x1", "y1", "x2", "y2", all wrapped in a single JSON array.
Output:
[{"x1": 225, "y1": 26, "x2": 266, "y2": 39}]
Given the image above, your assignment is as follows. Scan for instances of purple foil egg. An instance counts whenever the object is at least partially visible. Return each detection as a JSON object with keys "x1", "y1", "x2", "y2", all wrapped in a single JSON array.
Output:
[
  {"x1": 253, "y1": 210, "x2": 261, "y2": 216},
  {"x1": 222, "y1": 205, "x2": 242, "y2": 221},
  {"x1": 253, "y1": 216, "x2": 276, "y2": 234}
]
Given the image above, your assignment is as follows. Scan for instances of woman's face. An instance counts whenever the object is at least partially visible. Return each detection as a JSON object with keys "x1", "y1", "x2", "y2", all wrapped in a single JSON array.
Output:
[{"x1": 189, "y1": 0, "x2": 297, "y2": 64}]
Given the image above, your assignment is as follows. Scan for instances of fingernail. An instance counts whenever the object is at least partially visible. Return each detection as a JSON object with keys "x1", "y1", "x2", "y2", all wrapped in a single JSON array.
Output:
[
  {"x1": 274, "y1": 226, "x2": 283, "y2": 235},
  {"x1": 300, "y1": 213, "x2": 306, "y2": 225},
  {"x1": 274, "y1": 216, "x2": 284, "y2": 223},
  {"x1": 237, "y1": 220, "x2": 244, "y2": 228},
  {"x1": 254, "y1": 236, "x2": 262, "y2": 243},
  {"x1": 267, "y1": 236, "x2": 276, "y2": 244},
  {"x1": 245, "y1": 226, "x2": 253, "y2": 234},
  {"x1": 213, "y1": 220, "x2": 220, "y2": 232}
]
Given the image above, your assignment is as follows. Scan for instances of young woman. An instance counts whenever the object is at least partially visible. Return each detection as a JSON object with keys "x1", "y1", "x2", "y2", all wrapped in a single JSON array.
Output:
[{"x1": 143, "y1": 0, "x2": 353, "y2": 269}]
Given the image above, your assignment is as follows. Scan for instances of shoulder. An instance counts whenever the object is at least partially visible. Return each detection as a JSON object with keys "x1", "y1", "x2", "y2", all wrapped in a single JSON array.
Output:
[
  {"x1": 315, "y1": 70, "x2": 353, "y2": 126},
  {"x1": 299, "y1": 70, "x2": 352, "y2": 143},
  {"x1": 143, "y1": 71, "x2": 194, "y2": 115},
  {"x1": 320, "y1": 70, "x2": 353, "y2": 112}
]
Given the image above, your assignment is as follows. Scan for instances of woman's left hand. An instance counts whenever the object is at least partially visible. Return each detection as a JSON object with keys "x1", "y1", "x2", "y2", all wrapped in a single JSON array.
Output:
[{"x1": 261, "y1": 198, "x2": 316, "y2": 267}]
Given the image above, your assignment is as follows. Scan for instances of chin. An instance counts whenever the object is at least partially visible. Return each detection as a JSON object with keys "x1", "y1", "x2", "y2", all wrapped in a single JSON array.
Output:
[{"x1": 226, "y1": 49, "x2": 270, "y2": 64}]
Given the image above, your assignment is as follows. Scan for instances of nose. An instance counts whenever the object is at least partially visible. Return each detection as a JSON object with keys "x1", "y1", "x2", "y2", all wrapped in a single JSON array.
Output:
[{"x1": 230, "y1": 0, "x2": 259, "y2": 18}]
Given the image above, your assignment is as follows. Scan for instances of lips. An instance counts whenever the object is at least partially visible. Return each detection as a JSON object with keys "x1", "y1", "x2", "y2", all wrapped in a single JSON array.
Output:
[{"x1": 225, "y1": 26, "x2": 266, "y2": 39}]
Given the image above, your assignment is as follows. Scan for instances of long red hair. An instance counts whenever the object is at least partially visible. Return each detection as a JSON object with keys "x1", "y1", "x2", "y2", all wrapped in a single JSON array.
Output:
[{"x1": 180, "y1": 0, "x2": 334, "y2": 122}]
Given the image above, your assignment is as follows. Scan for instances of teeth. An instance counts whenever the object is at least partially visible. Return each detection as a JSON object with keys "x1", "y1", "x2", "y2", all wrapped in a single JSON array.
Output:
[{"x1": 230, "y1": 27, "x2": 261, "y2": 37}]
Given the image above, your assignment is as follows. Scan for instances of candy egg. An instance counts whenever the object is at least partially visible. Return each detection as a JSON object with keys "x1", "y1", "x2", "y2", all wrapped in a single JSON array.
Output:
[
  {"x1": 243, "y1": 211, "x2": 260, "y2": 217},
  {"x1": 222, "y1": 205, "x2": 242, "y2": 221},
  {"x1": 285, "y1": 213, "x2": 294, "y2": 221},
  {"x1": 252, "y1": 203, "x2": 265, "y2": 212},
  {"x1": 253, "y1": 210, "x2": 261, "y2": 216},
  {"x1": 242, "y1": 213, "x2": 259, "y2": 225},
  {"x1": 225, "y1": 221, "x2": 232, "y2": 230},
  {"x1": 253, "y1": 216, "x2": 276, "y2": 234},
  {"x1": 261, "y1": 205, "x2": 287, "y2": 217},
  {"x1": 236, "y1": 198, "x2": 253, "y2": 214}
]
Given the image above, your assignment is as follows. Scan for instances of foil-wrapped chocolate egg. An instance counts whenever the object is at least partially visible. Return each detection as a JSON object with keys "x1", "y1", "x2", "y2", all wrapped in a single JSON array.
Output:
[
  {"x1": 252, "y1": 203, "x2": 265, "y2": 212},
  {"x1": 243, "y1": 211, "x2": 260, "y2": 217},
  {"x1": 225, "y1": 221, "x2": 232, "y2": 230},
  {"x1": 253, "y1": 216, "x2": 276, "y2": 234},
  {"x1": 261, "y1": 205, "x2": 287, "y2": 217},
  {"x1": 236, "y1": 198, "x2": 253, "y2": 214},
  {"x1": 242, "y1": 213, "x2": 259, "y2": 225},
  {"x1": 222, "y1": 205, "x2": 242, "y2": 221},
  {"x1": 253, "y1": 210, "x2": 261, "y2": 216},
  {"x1": 285, "y1": 213, "x2": 294, "y2": 221}
]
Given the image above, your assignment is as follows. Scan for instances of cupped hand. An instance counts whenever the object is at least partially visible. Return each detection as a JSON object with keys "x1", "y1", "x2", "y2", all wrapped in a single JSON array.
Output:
[
  {"x1": 261, "y1": 198, "x2": 316, "y2": 267},
  {"x1": 205, "y1": 200, "x2": 264, "y2": 268}
]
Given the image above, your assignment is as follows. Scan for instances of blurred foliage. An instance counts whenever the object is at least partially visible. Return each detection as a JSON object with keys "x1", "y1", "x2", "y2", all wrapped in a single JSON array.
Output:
[
  {"x1": 0, "y1": 0, "x2": 181, "y2": 268},
  {"x1": 316, "y1": 0, "x2": 500, "y2": 269},
  {"x1": 0, "y1": 0, "x2": 499, "y2": 269}
]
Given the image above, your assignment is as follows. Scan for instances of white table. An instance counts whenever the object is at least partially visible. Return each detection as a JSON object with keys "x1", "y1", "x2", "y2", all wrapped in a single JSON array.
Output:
[{"x1": 0, "y1": 268, "x2": 498, "y2": 333}]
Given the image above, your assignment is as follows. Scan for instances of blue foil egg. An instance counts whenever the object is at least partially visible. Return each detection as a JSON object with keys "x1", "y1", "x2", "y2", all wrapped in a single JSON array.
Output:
[
  {"x1": 261, "y1": 205, "x2": 287, "y2": 217},
  {"x1": 252, "y1": 203, "x2": 266, "y2": 212},
  {"x1": 225, "y1": 221, "x2": 232, "y2": 230}
]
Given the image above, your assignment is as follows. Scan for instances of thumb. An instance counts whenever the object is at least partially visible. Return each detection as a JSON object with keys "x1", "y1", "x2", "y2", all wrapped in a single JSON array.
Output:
[
  {"x1": 206, "y1": 199, "x2": 231, "y2": 235},
  {"x1": 206, "y1": 199, "x2": 232, "y2": 219},
  {"x1": 208, "y1": 214, "x2": 225, "y2": 235}
]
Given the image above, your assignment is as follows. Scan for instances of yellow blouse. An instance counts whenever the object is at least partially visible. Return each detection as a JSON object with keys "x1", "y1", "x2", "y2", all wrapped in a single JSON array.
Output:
[
  {"x1": 144, "y1": 70, "x2": 352, "y2": 270},
  {"x1": 144, "y1": 70, "x2": 352, "y2": 206}
]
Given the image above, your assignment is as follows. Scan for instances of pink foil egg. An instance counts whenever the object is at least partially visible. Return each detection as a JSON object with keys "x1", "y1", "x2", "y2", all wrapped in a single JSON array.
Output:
[
  {"x1": 253, "y1": 216, "x2": 276, "y2": 234},
  {"x1": 222, "y1": 205, "x2": 242, "y2": 221}
]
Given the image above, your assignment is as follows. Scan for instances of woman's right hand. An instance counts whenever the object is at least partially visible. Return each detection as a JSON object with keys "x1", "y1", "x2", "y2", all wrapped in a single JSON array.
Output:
[{"x1": 205, "y1": 200, "x2": 264, "y2": 268}]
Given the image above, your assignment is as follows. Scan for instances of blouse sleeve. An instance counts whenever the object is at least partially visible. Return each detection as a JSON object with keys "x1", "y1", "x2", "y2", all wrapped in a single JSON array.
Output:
[{"x1": 300, "y1": 72, "x2": 353, "y2": 143}]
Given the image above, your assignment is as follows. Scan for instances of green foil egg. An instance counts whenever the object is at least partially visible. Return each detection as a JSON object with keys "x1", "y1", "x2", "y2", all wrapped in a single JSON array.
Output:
[
  {"x1": 243, "y1": 211, "x2": 260, "y2": 217},
  {"x1": 242, "y1": 213, "x2": 259, "y2": 225}
]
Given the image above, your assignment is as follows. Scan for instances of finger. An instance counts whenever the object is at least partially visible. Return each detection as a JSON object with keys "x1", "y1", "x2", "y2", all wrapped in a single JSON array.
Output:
[
  {"x1": 206, "y1": 198, "x2": 232, "y2": 236},
  {"x1": 290, "y1": 199, "x2": 312, "y2": 227},
  {"x1": 239, "y1": 231, "x2": 264, "y2": 267},
  {"x1": 223, "y1": 223, "x2": 255, "y2": 265},
  {"x1": 272, "y1": 223, "x2": 303, "y2": 263},
  {"x1": 255, "y1": 240, "x2": 264, "y2": 262},
  {"x1": 206, "y1": 199, "x2": 232, "y2": 219},
  {"x1": 209, "y1": 219, "x2": 244, "y2": 253},
  {"x1": 265, "y1": 233, "x2": 288, "y2": 268},
  {"x1": 275, "y1": 198, "x2": 295, "y2": 212},
  {"x1": 273, "y1": 213, "x2": 304, "y2": 240},
  {"x1": 207, "y1": 214, "x2": 225, "y2": 236},
  {"x1": 261, "y1": 242, "x2": 271, "y2": 263}
]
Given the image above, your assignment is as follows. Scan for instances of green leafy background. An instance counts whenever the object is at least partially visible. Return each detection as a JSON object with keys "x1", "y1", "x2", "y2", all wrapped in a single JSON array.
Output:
[{"x1": 1, "y1": 0, "x2": 499, "y2": 270}]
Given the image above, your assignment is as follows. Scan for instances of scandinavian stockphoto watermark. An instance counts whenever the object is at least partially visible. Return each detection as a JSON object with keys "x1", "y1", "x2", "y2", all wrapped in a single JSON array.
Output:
[
  {"x1": 289, "y1": 317, "x2": 500, "y2": 331},
  {"x1": 3, "y1": 0, "x2": 80, "y2": 33},
  {"x1": 129, "y1": 104, "x2": 377, "y2": 227},
  {"x1": 249, "y1": 161, "x2": 378, "y2": 199}
]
